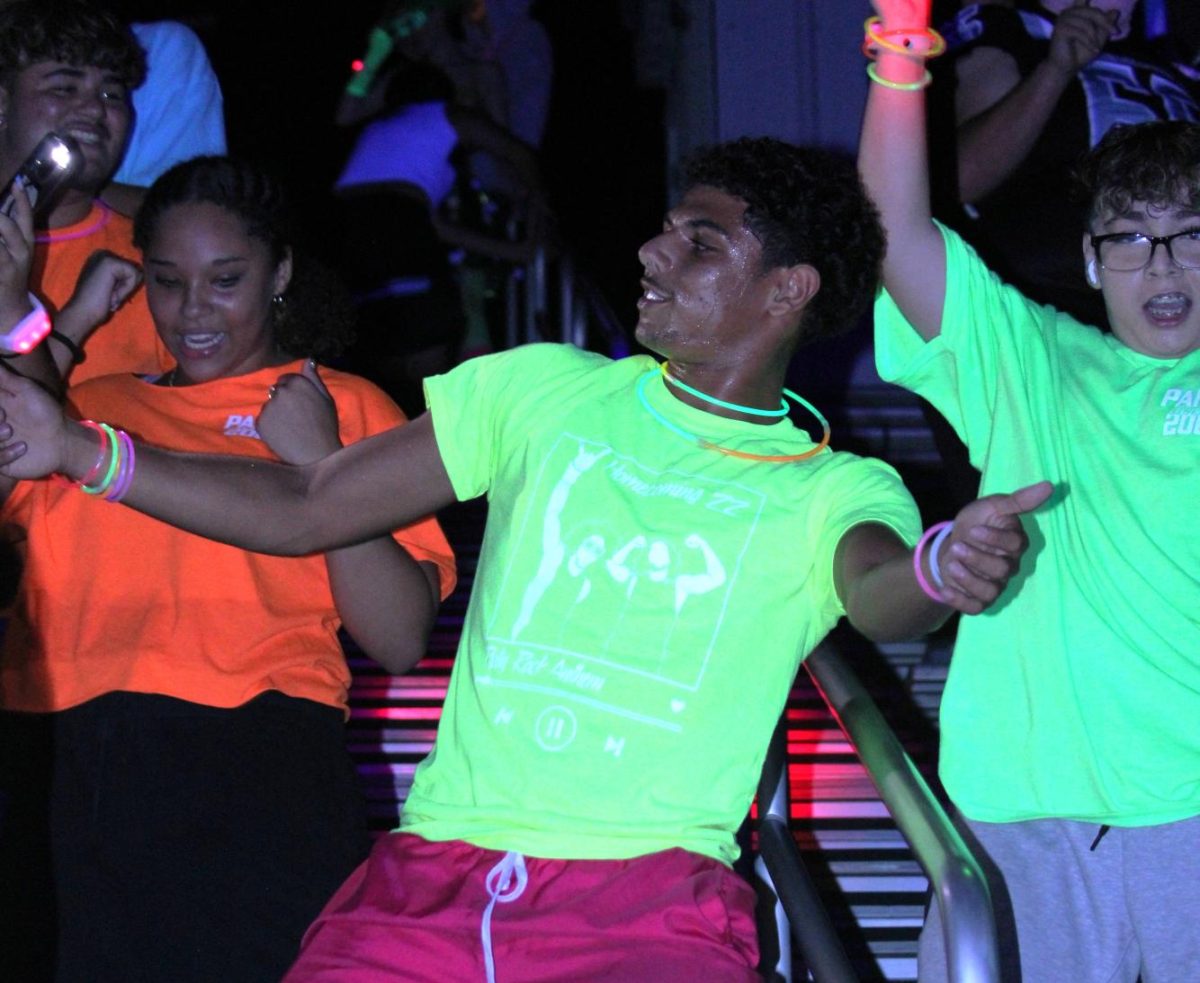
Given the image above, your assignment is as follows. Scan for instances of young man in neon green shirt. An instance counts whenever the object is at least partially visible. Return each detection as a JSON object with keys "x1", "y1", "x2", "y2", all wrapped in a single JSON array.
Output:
[
  {"x1": 0, "y1": 137, "x2": 1048, "y2": 979},
  {"x1": 861, "y1": 1, "x2": 1200, "y2": 980}
]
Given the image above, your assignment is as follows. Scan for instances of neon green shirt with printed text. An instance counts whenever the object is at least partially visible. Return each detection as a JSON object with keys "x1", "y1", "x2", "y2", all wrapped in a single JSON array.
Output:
[
  {"x1": 876, "y1": 223, "x2": 1200, "y2": 826},
  {"x1": 400, "y1": 344, "x2": 920, "y2": 863}
]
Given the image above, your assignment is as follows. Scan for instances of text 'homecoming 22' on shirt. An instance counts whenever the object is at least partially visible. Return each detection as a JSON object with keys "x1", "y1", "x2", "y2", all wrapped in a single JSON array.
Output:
[
  {"x1": 0, "y1": 361, "x2": 456, "y2": 717},
  {"x1": 403, "y1": 343, "x2": 920, "y2": 865},
  {"x1": 875, "y1": 222, "x2": 1200, "y2": 828}
]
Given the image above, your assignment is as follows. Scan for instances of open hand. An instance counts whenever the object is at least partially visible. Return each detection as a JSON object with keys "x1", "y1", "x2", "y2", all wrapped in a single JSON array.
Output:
[
  {"x1": 258, "y1": 360, "x2": 341, "y2": 465},
  {"x1": 933, "y1": 480, "x2": 1054, "y2": 614}
]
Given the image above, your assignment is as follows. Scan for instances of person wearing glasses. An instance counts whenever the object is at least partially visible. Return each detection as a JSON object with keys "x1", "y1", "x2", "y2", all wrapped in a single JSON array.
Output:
[
  {"x1": 938, "y1": 0, "x2": 1200, "y2": 328},
  {"x1": 861, "y1": 1, "x2": 1200, "y2": 980}
]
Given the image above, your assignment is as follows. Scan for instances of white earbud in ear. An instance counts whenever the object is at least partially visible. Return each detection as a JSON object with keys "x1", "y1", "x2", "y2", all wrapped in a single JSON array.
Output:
[{"x1": 1086, "y1": 259, "x2": 1100, "y2": 288}]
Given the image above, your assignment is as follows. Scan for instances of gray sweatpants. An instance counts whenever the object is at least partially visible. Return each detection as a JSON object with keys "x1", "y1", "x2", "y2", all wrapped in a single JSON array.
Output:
[{"x1": 918, "y1": 813, "x2": 1200, "y2": 983}]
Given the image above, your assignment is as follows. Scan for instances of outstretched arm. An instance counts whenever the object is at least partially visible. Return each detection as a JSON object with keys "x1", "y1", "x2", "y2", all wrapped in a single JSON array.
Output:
[
  {"x1": 259, "y1": 362, "x2": 443, "y2": 675},
  {"x1": 858, "y1": 0, "x2": 948, "y2": 340},
  {"x1": 956, "y1": 0, "x2": 1119, "y2": 204},
  {"x1": 835, "y1": 481, "x2": 1053, "y2": 642},
  {"x1": 0, "y1": 368, "x2": 459, "y2": 556}
]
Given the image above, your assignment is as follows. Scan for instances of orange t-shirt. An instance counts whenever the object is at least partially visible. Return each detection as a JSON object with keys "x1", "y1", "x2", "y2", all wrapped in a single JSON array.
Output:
[
  {"x1": 0, "y1": 361, "x2": 456, "y2": 714},
  {"x1": 32, "y1": 201, "x2": 172, "y2": 384}
]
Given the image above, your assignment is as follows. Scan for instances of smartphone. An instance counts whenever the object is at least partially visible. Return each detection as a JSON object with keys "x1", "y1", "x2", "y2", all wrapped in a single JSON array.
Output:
[
  {"x1": 0, "y1": 131, "x2": 80, "y2": 219},
  {"x1": 0, "y1": 133, "x2": 79, "y2": 353}
]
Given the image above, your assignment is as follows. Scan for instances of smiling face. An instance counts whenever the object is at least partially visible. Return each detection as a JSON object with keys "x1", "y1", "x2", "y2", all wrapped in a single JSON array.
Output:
[
  {"x1": 1084, "y1": 200, "x2": 1200, "y2": 359},
  {"x1": 634, "y1": 184, "x2": 779, "y2": 364},
  {"x1": 144, "y1": 202, "x2": 293, "y2": 386},
  {"x1": 0, "y1": 61, "x2": 131, "y2": 203}
]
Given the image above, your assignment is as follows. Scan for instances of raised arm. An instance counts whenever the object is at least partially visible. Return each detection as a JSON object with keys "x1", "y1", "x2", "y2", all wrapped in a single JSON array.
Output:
[
  {"x1": 0, "y1": 184, "x2": 66, "y2": 395},
  {"x1": 858, "y1": 0, "x2": 948, "y2": 340},
  {"x1": 258, "y1": 362, "x2": 445, "y2": 671},
  {"x1": 0, "y1": 367, "x2": 458, "y2": 556},
  {"x1": 257, "y1": 362, "x2": 443, "y2": 675},
  {"x1": 955, "y1": 1, "x2": 1119, "y2": 204},
  {"x1": 0, "y1": 185, "x2": 141, "y2": 389},
  {"x1": 40, "y1": 251, "x2": 143, "y2": 381},
  {"x1": 835, "y1": 481, "x2": 1053, "y2": 642}
]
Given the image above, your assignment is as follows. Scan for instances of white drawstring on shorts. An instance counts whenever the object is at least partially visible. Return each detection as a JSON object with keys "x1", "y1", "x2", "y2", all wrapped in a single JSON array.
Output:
[{"x1": 480, "y1": 850, "x2": 528, "y2": 983}]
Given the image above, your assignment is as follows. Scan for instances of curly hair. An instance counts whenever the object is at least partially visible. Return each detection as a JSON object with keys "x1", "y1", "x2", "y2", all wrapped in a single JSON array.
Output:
[
  {"x1": 0, "y1": 0, "x2": 145, "y2": 89},
  {"x1": 133, "y1": 156, "x2": 356, "y2": 362},
  {"x1": 681, "y1": 137, "x2": 884, "y2": 346},
  {"x1": 1075, "y1": 120, "x2": 1200, "y2": 225}
]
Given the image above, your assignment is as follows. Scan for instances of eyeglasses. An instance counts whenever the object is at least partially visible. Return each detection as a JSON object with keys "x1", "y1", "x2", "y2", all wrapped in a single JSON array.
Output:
[{"x1": 1089, "y1": 229, "x2": 1200, "y2": 272}]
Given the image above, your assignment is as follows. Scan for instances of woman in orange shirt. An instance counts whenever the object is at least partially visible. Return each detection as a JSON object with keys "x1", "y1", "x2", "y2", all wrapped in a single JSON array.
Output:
[{"x1": 0, "y1": 156, "x2": 456, "y2": 983}]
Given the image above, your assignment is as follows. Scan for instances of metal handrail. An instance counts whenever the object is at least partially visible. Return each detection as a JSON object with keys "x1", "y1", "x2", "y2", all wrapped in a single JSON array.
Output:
[
  {"x1": 803, "y1": 642, "x2": 1000, "y2": 983},
  {"x1": 757, "y1": 715, "x2": 857, "y2": 983}
]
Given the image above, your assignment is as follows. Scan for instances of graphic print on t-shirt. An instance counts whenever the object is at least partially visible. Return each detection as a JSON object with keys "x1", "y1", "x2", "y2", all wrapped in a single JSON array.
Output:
[
  {"x1": 481, "y1": 433, "x2": 764, "y2": 743},
  {"x1": 1161, "y1": 387, "x2": 1200, "y2": 436},
  {"x1": 1082, "y1": 56, "x2": 1199, "y2": 145}
]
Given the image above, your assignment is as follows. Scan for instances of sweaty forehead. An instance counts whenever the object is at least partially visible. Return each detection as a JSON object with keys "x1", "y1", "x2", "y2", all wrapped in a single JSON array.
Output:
[{"x1": 671, "y1": 184, "x2": 756, "y2": 239}]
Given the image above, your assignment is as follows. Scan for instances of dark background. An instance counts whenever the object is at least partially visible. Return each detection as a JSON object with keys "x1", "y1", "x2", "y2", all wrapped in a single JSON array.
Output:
[{"x1": 118, "y1": 2, "x2": 668, "y2": 336}]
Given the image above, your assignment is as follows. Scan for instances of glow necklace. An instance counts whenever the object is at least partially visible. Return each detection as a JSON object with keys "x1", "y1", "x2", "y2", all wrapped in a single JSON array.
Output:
[
  {"x1": 637, "y1": 366, "x2": 831, "y2": 463},
  {"x1": 660, "y1": 362, "x2": 788, "y2": 417},
  {"x1": 35, "y1": 202, "x2": 112, "y2": 245}
]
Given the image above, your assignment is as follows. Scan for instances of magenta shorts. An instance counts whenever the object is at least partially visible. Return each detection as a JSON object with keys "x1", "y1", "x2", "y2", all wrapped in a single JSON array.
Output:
[{"x1": 283, "y1": 832, "x2": 761, "y2": 983}]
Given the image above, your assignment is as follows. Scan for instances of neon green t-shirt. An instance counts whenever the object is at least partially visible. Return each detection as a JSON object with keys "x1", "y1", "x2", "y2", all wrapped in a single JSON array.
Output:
[
  {"x1": 402, "y1": 343, "x2": 920, "y2": 863},
  {"x1": 876, "y1": 222, "x2": 1200, "y2": 826}
]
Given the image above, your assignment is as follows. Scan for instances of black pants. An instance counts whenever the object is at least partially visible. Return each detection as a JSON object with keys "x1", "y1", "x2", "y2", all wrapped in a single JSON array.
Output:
[{"x1": 0, "y1": 691, "x2": 371, "y2": 983}]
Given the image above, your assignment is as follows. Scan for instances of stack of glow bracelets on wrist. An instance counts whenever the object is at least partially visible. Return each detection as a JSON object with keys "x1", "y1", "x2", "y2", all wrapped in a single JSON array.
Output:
[
  {"x1": 912, "y1": 520, "x2": 955, "y2": 603},
  {"x1": 862, "y1": 14, "x2": 946, "y2": 91},
  {"x1": 75, "y1": 419, "x2": 136, "y2": 503}
]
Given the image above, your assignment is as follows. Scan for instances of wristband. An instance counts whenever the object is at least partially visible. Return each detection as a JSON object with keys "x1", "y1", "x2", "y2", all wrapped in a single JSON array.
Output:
[
  {"x1": 0, "y1": 294, "x2": 52, "y2": 355},
  {"x1": 76, "y1": 420, "x2": 111, "y2": 486},
  {"x1": 913, "y1": 521, "x2": 953, "y2": 603},
  {"x1": 48, "y1": 329, "x2": 86, "y2": 364},
  {"x1": 928, "y1": 522, "x2": 955, "y2": 589},
  {"x1": 80, "y1": 423, "x2": 121, "y2": 496},
  {"x1": 867, "y1": 63, "x2": 932, "y2": 91},
  {"x1": 863, "y1": 17, "x2": 946, "y2": 59},
  {"x1": 105, "y1": 428, "x2": 136, "y2": 502}
]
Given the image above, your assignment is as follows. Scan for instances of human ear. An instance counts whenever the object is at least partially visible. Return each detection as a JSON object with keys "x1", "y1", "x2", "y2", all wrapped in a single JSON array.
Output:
[
  {"x1": 767, "y1": 263, "x2": 820, "y2": 318},
  {"x1": 272, "y1": 248, "x2": 294, "y2": 297},
  {"x1": 1082, "y1": 233, "x2": 1101, "y2": 289}
]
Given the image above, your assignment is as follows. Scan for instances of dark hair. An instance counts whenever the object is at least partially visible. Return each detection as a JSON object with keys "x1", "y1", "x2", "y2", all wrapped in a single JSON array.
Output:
[
  {"x1": 1075, "y1": 120, "x2": 1200, "y2": 226},
  {"x1": 134, "y1": 156, "x2": 356, "y2": 361},
  {"x1": 0, "y1": 0, "x2": 145, "y2": 90},
  {"x1": 681, "y1": 137, "x2": 884, "y2": 345}
]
